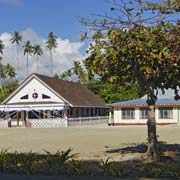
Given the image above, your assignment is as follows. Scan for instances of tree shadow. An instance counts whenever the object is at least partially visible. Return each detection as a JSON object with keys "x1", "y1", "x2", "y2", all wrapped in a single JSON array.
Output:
[{"x1": 106, "y1": 142, "x2": 180, "y2": 163}]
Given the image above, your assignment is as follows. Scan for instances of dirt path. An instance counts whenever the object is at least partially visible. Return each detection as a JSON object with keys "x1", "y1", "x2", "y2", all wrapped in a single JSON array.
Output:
[{"x1": 0, "y1": 125, "x2": 179, "y2": 160}]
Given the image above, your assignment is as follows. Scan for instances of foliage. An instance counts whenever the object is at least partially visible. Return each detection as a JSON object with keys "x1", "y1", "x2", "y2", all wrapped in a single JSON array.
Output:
[
  {"x1": 46, "y1": 32, "x2": 57, "y2": 76},
  {"x1": 87, "y1": 80, "x2": 143, "y2": 103},
  {"x1": 0, "y1": 81, "x2": 19, "y2": 102},
  {"x1": 33, "y1": 44, "x2": 43, "y2": 73},
  {"x1": 0, "y1": 147, "x2": 180, "y2": 178},
  {"x1": 59, "y1": 62, "x2": 143, "y2": 103},
  {"x1": 80, "y1": 0, "x2": 180, "y2": 161}
]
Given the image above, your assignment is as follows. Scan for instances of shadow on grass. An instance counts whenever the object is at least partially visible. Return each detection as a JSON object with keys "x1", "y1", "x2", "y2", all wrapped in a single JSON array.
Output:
[
  {"x1": 106, "y1": 142, "x2": 180, "y2": 156},
  {"x1": 0, "y1": 144, "x2": 180, "y2": 178}
]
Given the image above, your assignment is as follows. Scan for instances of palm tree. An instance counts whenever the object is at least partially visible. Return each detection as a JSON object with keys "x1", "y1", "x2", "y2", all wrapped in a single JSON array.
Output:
[
  {"x1": 10, "y1": 32, "x2": 22, "y2": 75},
  {"x1": 5, "y1": 64, "x2": 16, "y2": 80},
  {"x1": 46, "y1": 32, "x2": 57, "y2": 76},
  {"x1": 0, "y1": 39, "x2": 4, "y2": 61},
  {"x1": 23, "y1": 41, "x2": 33, "y2": 77},
  {"x1": 33, "y1": 44, "x2": 43, "y2": 73},
  {"x1": 0, "y1": 40, "x2": 5, "y2": 91}
]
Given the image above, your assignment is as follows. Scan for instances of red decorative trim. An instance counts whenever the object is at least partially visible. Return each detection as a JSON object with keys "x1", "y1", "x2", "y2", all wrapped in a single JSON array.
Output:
[{"x1": 109, "y1": 123, "x2": 177, "y2": 126}]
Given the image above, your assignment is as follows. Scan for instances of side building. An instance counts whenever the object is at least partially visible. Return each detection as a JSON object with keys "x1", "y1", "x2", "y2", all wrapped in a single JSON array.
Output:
[
  {"x1": 108, "y1": 89, "x2": 180, "y2": 125},
  {"x1": 0, "y1": 73, "x2": 108, "y2": 128}
]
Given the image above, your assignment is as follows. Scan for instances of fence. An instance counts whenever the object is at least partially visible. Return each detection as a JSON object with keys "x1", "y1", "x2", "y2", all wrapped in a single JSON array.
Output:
[
  {"x1": 28, "y1": 119, "x2": 68, "y2": 128},
  {"x1": 67, "y1": 116, "x2": 108, "y2": 126},
  {"x1": 0, "y1": 116, "x2": 108, "y2": 128},
  {"x1": 0, "y1": 120, "x2": 8, "y2": 128}
]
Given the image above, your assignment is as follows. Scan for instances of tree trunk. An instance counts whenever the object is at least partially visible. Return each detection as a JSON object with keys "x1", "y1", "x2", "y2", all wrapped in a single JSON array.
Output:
[
  {"x1": 17, "y1": 45, "x2": 19, "y2": 76},
  {"x1": 145, "y1": 97, "x2": 158, "y2": 161},
  {"x1": 50, "y1": 50, "x2": 53, "y2": 76},
  {"x1": 36, "y1": 55, "x2": 38, "y2": 73},
  {"x1": 26, "y1": 54, "x2": 28, "y2": 77}
]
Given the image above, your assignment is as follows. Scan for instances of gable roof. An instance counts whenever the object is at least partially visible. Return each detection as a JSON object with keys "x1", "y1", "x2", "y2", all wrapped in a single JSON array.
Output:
[
  {"x1": 3, "y1": 73, "x2": 105, "y2": 107},
  {"x1": 34, "y1": 73, "x2": 105, "y2": 107}
]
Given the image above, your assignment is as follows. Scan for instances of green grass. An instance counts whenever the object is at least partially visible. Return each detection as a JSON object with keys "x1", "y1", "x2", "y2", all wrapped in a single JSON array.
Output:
[{"x1": 0, "y1": 148, "x2": 180, "y2": 178}]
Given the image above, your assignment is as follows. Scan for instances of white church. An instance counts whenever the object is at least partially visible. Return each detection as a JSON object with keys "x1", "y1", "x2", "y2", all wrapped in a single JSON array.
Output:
[{"x1": 0, "y1": 73, "x2": 108, "y2": 128}]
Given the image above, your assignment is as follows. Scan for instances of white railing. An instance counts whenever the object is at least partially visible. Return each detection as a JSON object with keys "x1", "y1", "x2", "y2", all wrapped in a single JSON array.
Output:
[
  {"x1": 67, "y1": 116, "x2": 108, "y2": 126},
  {"x1": 0, "y1": 120, "x2": 8, "y2": 128},
  {"x1": 28, "y1": 118, "x2": 67, "y2": 128},
  {"x1": 0, "y1": 116, "x2": 108, "y2": 128}
]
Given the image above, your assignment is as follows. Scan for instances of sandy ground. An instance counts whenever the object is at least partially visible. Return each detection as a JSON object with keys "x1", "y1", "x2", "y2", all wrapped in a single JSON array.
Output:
[{"x1": 0, "y1": 124, "x2": 180, "y2": 161}]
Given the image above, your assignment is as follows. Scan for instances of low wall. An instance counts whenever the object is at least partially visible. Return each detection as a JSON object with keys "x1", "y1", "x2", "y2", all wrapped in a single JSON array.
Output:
[
  {"x1": 0, "y1": 116, "x2": 108, "y2": 128},
  {"x1": 28, "y1": 119, "x2": 67, "y2": 128},
  {"x1": 67, "y1": 116, "x2": 108, "y2": 126},
  {"x1": 0, "y1": 120, "x2": 8, "y2": 128}
]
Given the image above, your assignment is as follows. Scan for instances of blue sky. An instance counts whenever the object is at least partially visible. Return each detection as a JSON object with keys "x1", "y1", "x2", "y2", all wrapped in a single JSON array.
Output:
[
  {"x1": 0, "y1": 0, "x2": 110, "y2": 44},
  {"x1": 0, "y1": 0, "x2": 111, "y2": 80}
]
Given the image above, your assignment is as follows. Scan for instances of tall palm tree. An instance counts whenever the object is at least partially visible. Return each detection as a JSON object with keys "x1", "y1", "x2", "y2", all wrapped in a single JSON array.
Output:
[
  {"x1": 33, "y1": 44, "x2": 43, "y2": 73},
  {"x1": 23, "y1": 41, "x2": 33, "y2": 77},
  {"x1": 46, "y1": 32, "x2": 57, "y2": 76},
  {"x1": 5, "y1": 64, "x2": 16, "y2": 80},
  {"x1": 0, "y1": 39, "x2": 4, "y2": 61},
  {"x1": 10, "y1": 32, "x2": 22, "y2": 75},
  {"x1": 0, "y1": 40, "x2": 5, "y2": 91}
]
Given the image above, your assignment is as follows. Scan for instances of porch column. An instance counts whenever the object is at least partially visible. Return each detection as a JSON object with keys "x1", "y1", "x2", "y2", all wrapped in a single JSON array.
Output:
[
  {"x1": 63, "y1": 108, "x2": 68, "y2": 120},
  {"x1": 24, "y1": 111, "x2": 27, "y2": 127},
  {"x1": 17, "y1": 111, "x2": 19, "y2": 126},
  {"x1": 39, "y1": 111, "x2": 42, "y2": 119}
]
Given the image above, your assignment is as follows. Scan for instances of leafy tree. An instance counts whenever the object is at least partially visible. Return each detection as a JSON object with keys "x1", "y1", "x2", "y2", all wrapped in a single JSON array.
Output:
[
  {"x1": 33, "y1": 44, "x2": 43, "y2": 73},
  {"x1": 81, "y1": 0, "x2": 180, "y2": 161},
  {"x1": 23, "y1": 40, "x2": 33, "y2": 77},
  {"x1": 0, "y1": 63, "x2": 17, "y2": 102},
  {"x1": 5, "y1": 64, "x2": 16, "y2": 80},
  {"x1": 10, "y1": 31, "x2": 22, "y2": 75},
  {"x1": 0, "y1": 81, "x2": 18, "y2": 102},
  {"x1": 46, "y1": 32, "x2": 57, "y2": 76},
  {"x1": 60, "y1": 61, "x2": 143, "y2": 102}
]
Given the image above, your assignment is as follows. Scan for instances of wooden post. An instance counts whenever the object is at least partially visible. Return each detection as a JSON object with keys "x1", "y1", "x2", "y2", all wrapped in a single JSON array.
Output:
[
  {"x1": 24, "y1": 111, "x2": 27, "y2": 127},
  {"x1": 39, "y1": 111, "x2": 41, "y2": 119},
  {"x1": 17, "y1": 111, "x2": 19, "y2": 127}
]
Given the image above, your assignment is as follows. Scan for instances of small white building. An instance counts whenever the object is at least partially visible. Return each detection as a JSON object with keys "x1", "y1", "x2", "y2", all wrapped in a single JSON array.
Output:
[
  {"x1": 0, "y1": 73, "x2": 108, "y2": 128},
  {"x1": 108, "y1": 89, "x2": 180, "y2": 125}
]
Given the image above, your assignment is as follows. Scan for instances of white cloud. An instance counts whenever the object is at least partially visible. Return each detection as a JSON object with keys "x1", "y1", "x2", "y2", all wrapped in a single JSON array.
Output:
[
  {"x1": 0, "y1": 0, "x2": 24, "y2": 7},
  {"x1": 0, "y1": 28, "x2": 86, "y2": 82}
]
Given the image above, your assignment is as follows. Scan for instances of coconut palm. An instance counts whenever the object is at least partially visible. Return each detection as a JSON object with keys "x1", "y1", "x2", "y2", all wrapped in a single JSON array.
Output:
[
  {"x1": 10, "y1": 32, "x2": 22, "y2": 75},
  {"x1": 0, "y1": 40, "x2": 5, "y2": 90},
  {"x1": 0, "y1": 39, "x2": 5, "y2": 61},
  {"x1": 46, "y1": 32, "x2": 57, "y2": 76},
  {"x1": 5, "y1": 64, "x2": 16, "y2": 80},
  {"x1": 23, "y1": 41, "x2": 33, "y2": 77},
  {"x1": 33, "y1": 44, "x2": 43, "y2": 73}
]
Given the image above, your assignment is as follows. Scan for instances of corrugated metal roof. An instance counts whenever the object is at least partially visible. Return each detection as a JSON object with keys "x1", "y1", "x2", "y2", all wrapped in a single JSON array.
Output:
[{"x1": 109, "y1": 98, "x2": 180, "y2": 107}]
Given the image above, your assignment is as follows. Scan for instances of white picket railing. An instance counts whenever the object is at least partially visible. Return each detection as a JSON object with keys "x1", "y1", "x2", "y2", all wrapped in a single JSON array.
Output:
[
  {"x1": 27, "y1": 118, "x2": 67, "y2": 128},
  {"x1": 0, "y1": 120, "x2": 8, "y2": 128},
  {"x1": 0, "y1": 116, "x2": 108, "y2": 128},
  {"x1": 67, "y1": 116, "x2": 108, "y2": 126}
]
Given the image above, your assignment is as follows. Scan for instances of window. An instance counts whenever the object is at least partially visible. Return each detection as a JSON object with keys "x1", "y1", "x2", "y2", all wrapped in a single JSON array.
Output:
[
  {"x1": 20, "y1": 94, "x2": 28, "y2": 99},
  {"x1": 42, "y1": 94, "x2": 50, "y2": 99},
  {"x1": 159, "y1": 107, "x2": 173, "y2": 119},
  {"x1": 121, "y1": 108, "x2": 135, "y2": 119},
  {"x1": 28, "y1": 111, "x2": 39, "y2": 119},
  {"x1": 140, "y1": 108, "x2": 148, "y2": 119}
]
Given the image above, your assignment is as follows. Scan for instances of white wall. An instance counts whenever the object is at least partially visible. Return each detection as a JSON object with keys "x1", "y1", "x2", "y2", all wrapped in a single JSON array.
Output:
[
  {"x1": 6, "y1": 78, "x2": 65, "y2": 104},
  {"x1": 113, "y1": 107, "x2": 178, "y2": 124}
]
